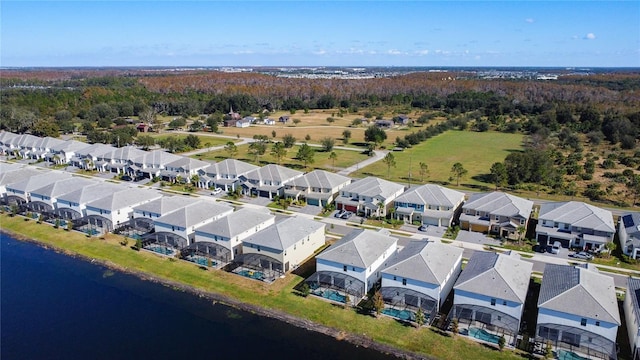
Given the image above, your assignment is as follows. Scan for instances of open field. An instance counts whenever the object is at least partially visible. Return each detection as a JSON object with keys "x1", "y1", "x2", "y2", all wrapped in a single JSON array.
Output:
[
  {"x1": 152, "y1": 109, "x2": 444, "y2": 149},
  {"x1": 351, "y1": 130, "x2": 525, "y2": 189},
  {"x1": 1, "y1": 214, "x2": 526, "y2": 360},
  {"x1": 194, "y1": 143, "x2": 370, "y2": 171},
  {"x1": 151, "y1": 133, "x2": 239, "y2": 147}
]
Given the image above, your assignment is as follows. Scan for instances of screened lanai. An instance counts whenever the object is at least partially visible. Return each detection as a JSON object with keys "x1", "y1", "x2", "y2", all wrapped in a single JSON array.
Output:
[
  {"x1": 381, "y1": 287, "x2": 438, "y2": 323},
  {"x1": 536, "y1": 323, "x2": 617, "y2": 360},
  {"x1": 450, "y1": 304, "x2": 520, "y2": 345},
  {"x1": 305, "y1": 271, "x2": 366, "y2": 300}
]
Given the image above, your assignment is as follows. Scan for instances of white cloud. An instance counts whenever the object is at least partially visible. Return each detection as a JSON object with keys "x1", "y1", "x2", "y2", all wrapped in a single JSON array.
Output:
[
  {"x1": 386, "y1": 49, "x2": 404, "y2": 55},
  {"x1": 584, "y1": 33, "x2": 596, "y2": 40},
  {"x1": 525, "y1": 18, "x2": 534, "y2": 23},
  {"x1": 313, "y1": 49, "x2": 327, "y2": 55},
  {"x1": 415, "y1": 49, "x2": 430, "y2": 55}
]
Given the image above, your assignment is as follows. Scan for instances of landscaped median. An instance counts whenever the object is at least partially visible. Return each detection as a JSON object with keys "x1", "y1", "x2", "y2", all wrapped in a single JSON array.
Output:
[{"x1": 1, "y1": 213, "x2": 526, "y2": 360}]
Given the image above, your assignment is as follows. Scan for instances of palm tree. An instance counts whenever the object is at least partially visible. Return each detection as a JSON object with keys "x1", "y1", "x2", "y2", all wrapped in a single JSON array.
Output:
[
  {"x1": 450, "y1": 162, "x2": 467, "y2": 186},
  {"x1": 83, "y1": 158, "x2": 94, "y2": 171},
  {"x1": 517, "y1": 225, "x2": 526, "y2": 245},
  {"x1": 382, "y1": 152, "x2": 396, "y2": 179},
  {"x1": 328, "y1": 151, "x2": 338, "y2": 168},
  {"x1": 419, "y1": 162, "x2": 429, "y2": 182}
]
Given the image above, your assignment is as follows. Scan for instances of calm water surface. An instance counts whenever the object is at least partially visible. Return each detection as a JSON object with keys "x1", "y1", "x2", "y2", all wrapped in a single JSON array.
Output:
[{"x1": 1, "y1": 234, "x2": 395, "y2": 360}]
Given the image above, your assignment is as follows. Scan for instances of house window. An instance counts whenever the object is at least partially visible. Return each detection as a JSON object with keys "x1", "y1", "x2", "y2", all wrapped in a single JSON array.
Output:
[
  {"x1": 402, "y1": 278, "x2": 407, "y2": 286},
  {"x1": 490, "y1": 298, "x2": 496, "y2": 306},
  {"x1": 343, "y1": 265, "x2": 347, "y2": 272},
  {"x1": 580, "y1": 318, "x2": 587, "y2": 326}
]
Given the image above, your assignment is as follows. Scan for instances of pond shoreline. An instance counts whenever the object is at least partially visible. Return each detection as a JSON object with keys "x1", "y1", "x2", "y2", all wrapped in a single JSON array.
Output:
[{"x1": 1, "y1": 227, "x2": 430, "y2": 360}]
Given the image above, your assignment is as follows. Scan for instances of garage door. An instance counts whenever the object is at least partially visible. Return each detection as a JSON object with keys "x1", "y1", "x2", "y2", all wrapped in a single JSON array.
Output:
[
  {"x1": 550, "y1": 237, "x2": 570, "y2": 248},
  {"x1": 424, "y1": 217, "x2": 439, "y2": 226},
  {"x1": 307, "y1": 198, "x2": 320, "y2": 206},
  {"x1": 344, "y1": 205, "x2": 358, "y2": 212}
]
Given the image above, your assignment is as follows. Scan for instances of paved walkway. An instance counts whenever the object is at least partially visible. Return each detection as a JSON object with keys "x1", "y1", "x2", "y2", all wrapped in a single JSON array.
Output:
[{"x1": 337, "y1": 149, "x2": 388, "y2": 176}]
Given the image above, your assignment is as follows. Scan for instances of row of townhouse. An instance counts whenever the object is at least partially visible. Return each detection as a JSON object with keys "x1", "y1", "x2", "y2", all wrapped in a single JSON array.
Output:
[
  {"x1": 0, "y1": 131, "x2": 622, "y2": 254},
  {"x1": 307, "y1": 230, "x2": 622, "y2": 359},
  {"x1": 1, "y1": 163, "x2": 327, "y2": 282},
  {"x1": 4, "y1": 161, "x2": 640, "y2": 359}
]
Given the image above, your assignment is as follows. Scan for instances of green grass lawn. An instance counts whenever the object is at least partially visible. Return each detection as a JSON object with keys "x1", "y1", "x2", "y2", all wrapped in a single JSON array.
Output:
[
  {"x1": 352, "y1": 130, "x2": 524, "y2": 190},
  {"x1": 195, "y1": 144, "x2": 369, "y2": 172},
  {"x1": 2, "y1": 214, "x2": 525, "y2": 360},
  {"x1": 152, "y1": 133, "x2": 237, "y2": 149}
]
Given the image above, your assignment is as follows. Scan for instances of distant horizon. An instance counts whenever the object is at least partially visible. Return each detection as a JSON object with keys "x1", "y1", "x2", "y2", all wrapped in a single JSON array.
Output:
[
  {"x1": 3, "y1": 65, "x2": 640, "y2": 70},
  {"x1": 2, "y1": 1, "x2": 639, "y2": 68}
]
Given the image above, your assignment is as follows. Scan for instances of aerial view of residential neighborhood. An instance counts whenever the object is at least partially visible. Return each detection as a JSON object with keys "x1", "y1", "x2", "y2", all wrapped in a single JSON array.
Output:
[{"x1": 1, "y1": 1, "x2": 639, "y2": 360}]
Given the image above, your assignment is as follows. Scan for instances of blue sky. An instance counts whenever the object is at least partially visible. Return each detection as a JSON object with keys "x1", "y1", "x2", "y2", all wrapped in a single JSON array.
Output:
[{"x1": 2, "y1": 1, "x2": 639, "y2": 67}]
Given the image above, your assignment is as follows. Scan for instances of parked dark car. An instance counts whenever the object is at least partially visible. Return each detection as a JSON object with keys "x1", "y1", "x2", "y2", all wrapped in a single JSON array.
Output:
[
  {"x1": 121, "y1": 175, "x2": 133, "y2": 181},
  {"x1": 534, "y1": 244, "x2": 547, "y2": 253}
]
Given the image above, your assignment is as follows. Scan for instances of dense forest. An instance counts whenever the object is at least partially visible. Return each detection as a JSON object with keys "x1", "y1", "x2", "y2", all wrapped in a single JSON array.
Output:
[{"x1": 2, "y1": 68, "x2": 640, "y2": 207}]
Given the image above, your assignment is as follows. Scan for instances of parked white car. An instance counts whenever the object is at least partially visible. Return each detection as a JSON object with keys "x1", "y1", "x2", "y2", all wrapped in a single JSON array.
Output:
[{"x1": 211, "y1": 188, "x2": 223, "y2": 195}]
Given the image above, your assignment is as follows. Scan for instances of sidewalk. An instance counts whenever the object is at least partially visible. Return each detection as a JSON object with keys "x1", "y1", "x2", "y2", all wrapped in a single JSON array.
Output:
[{"x1": 338, "y1": 150, "x2": 388, "y2": 176}]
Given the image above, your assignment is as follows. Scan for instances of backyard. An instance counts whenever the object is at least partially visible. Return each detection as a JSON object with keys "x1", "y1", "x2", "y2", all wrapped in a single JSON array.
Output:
[{"x1": 2, "y1": 213, "x2": 527, "y2": 360}]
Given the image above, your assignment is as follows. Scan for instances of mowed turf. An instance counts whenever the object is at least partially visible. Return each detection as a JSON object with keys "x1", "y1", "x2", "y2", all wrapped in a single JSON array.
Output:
[
  {"x1": 352, "y1": 130, "x2": 525, "y2": 189},
  {"x1": 2, "y1": 214, "x2": 526, "y2": 360}
]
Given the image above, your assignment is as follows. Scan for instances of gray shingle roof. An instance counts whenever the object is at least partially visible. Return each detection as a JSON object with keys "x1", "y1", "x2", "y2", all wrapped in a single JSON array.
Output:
[
  {"x1": 165, "y1": 157, "x2": 211, "y2": 171},
  {"x1": 290, "y1": 170, "x2": 351, "y2": 190},
  {"x1": 627, "y1": 277, "x2": 640, "y2": 328},
  {"x1": 31, "y1": 177, "x2": 97, "y2": 199},
  {"x1": 0, "y1": 167, "x2": 42, "y2": 187},
  {"x1": 316, "y1": 229, "x2": 398, "y2": 268},
  {"x1": 154, "y1": 200, "x2": 232, "y2": 228},
  {"x1": 463, "y1": 191, "x2": 533, "y2": 219},
  {"x1": 382, "y1": 240, "x2": 463, "y2": 285},
  {"x1": 57, "y1": 183, "x2": 123, "y2": 205},
  {"x1": 539, "y1": 201, "x2": 614, "y2": 232},
  {"x1": 621, "y1": 212, "x2": 640, "y2": 247},
  {"x1": 86, "y1": 188, "x2": 161, "y2": 211},
  {"x1": 195, "y1": 207, "x2": 274, "y2": 239},
  {"x1": 394, "y1": 184, "x2": 465, "y2": 207},
  {"x1": 207, "y1": 159, "x2": 258, "y2": 177},
  {"x1": 109, "y1": 146, "x2": 147, "y2": 162},
  {"x1": 133, "y1": 196, "x2": 195, "y2": 216},
  {"x1": 243, "y1": 216, "x2": 325, "y2": 251},
  {"x1": 245, "y1": 164, "x2": 303, "y2": 184},
  {"x1": 6, "y1": 171, "x2": 72, "y2": 193},
  {"x1": 75, "y1": 143, "x2": 115, "y2": 158},
  {"x1": 51, "y1": 140, "x2": 91, "y2": 153},
  {"x1": 340, "y1": 176, "x2": 404, "y2": 201},
  {"x1": 133, "y1": 150, "x2": 182, "y2": 166},
  {"x1": 454, "y1": 251, "x2": 532, "y2": 303},
  {"x1": 0, "y1": 131, "x2": 20, "y2": 145},
  {"x1": 538, "y1": 264, "x2": 620, "y2": 325},
  {"x1": 34, "y1": 136, "x2": 66, "y2": 150}
]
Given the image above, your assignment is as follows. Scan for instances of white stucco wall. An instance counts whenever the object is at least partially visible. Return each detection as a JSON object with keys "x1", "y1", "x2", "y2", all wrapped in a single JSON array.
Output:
[
  {"x1": 537, "y1": 307, "x2": 618, "y2": 343},
  {"x1": 454, "y1": 289, "x2": 524, "y2": 322}
]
